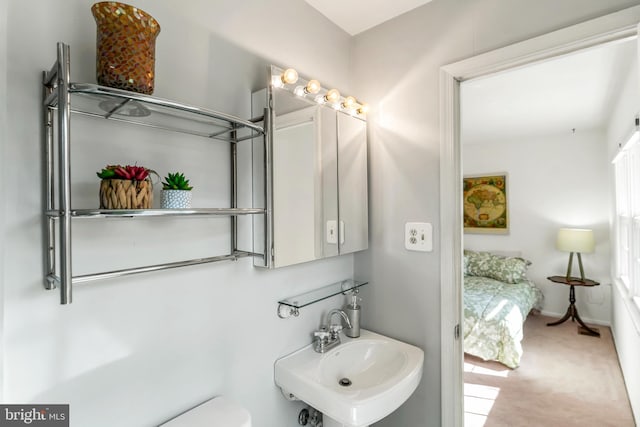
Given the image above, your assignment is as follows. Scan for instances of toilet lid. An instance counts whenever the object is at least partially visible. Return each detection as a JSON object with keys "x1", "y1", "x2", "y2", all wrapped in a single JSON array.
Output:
[{"x1": 160, "y1": 397, "x2": 251, "y2": 427}]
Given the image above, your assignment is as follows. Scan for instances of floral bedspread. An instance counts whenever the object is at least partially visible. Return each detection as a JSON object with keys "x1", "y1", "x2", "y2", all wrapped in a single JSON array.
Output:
[{"x1": 463, "y1": 275, "x2": 543, "y2": 368}]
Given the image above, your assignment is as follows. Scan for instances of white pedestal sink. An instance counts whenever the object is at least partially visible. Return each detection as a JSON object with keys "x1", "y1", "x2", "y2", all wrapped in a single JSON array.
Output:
[{"x1": 274, "y1": 329, "x2": 424, "y2": 427}]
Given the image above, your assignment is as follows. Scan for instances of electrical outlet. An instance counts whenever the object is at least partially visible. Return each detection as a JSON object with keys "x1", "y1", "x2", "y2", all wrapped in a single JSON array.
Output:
[{"x1": 405, "y1": 222, "x2": 432, "y2": 252}]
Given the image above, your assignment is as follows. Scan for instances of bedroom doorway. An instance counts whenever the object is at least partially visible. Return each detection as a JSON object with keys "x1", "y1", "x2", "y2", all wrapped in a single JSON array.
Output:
[
  {"x1": 459, "y1": 38, "x2": 636, "y2": 426},
  {"x1": 438, "y1": 7, "x2": 640, "y2": 427}
]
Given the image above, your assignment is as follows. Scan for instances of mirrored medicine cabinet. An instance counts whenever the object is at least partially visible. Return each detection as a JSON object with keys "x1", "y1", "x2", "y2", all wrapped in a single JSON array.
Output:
[{"x1": 252, "y1": 66, "x2": 368, "y2": 268}]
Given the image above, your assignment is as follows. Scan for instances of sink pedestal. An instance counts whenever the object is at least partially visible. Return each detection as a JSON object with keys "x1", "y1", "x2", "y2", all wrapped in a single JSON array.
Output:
[{"x1": 323, "y1": 416, "x2": 368, "y2": 427}]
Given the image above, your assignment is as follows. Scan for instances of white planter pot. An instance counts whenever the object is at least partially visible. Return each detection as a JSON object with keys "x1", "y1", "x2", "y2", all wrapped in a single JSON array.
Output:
[{"x1": 161, "y1": 189, "x2": 192, "y2": 209}]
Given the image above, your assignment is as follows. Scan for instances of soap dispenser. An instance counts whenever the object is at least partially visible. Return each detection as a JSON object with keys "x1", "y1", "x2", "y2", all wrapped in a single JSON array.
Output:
[{"x1": 344, "y1": 292, "x2": 361, "y2": 338}]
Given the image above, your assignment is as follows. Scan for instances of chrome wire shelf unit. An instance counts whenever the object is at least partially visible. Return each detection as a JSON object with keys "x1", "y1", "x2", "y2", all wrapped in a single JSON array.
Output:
[
  {"x1": 45, "y1": 208, "x2": 266, "y2": 219},
  {"x1": 42, "y1": 42, "x2": 272, "y2": 304},
  {"x1": 61, "y1": 83, "x2": 264, "y2": 142},
  {"x1": 59, "y1": 251, "x2": 262, "y2": 286}
]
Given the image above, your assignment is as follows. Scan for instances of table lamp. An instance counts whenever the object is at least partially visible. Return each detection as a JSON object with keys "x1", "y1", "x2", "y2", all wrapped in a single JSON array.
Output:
[{"x1": 556, "y1": 228, "x2": 595, "y2": 281}]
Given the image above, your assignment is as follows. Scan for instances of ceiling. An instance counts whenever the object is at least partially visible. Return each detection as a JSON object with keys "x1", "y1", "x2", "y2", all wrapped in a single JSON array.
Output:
[
  {"x1": 461, "y1": 39, "x2": 636, "y2": 145},
  {"x1": 299, "y1": 2, "x2": 635, "y2": 142},
  {"x1": 304, "y1": 0, "x2": 433, "y2": 36}
]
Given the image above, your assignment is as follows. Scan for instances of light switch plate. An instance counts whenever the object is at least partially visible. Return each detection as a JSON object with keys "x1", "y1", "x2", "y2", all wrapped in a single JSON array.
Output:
[
  {"x1": 405, "y1": 222, "x2": 432, "y2": 252},
  {"x1": 327, "y1": 220, "x2": 338, "y2": 244}
]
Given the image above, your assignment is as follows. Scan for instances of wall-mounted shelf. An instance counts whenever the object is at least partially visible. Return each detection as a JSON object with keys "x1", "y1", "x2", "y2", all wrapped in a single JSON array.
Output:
[
  {"x1": 45, "y1": 208, "x2": 266, "y2": 219},
  {"x1": 47, "y1": 82, "x2": 263, "y2": 142},
  {"x1": 43, "y1": 42, "x2": 271, "y2": 304},
  {"x1": 277, "y1": 279, "x2": 368, "y2": 318},
  {"x1": 66, "y1": 250, "x2": 260, "y2": 285}
]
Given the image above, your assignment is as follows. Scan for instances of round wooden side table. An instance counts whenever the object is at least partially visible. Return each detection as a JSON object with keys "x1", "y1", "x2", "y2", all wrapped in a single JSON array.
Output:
[{"x1": 546, "y1": 275, "x2": 600, "y2": 336}]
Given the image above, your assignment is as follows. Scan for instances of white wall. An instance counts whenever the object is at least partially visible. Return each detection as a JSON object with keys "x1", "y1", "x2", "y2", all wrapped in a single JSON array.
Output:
[
  {"x1": 462, "y1": 130, "x2": 612, "y2": 325},
  {"x1": 2, "y1": 1, "x2": 357, "y2": 426},
  {"x1": 606, "y1": 44, "x2": 640, "y2": 421},
  {"x1": 351, "y1": 1, "x2": 640, "y2": 425},
  {"x1": 0, "y1": 0, "x2": 8, "y2": 403}
]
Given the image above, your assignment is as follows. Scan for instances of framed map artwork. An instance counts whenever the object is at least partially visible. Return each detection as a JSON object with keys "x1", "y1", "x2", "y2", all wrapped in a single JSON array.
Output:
[{"x1": 463, "y1": 174, "x2": 508, "y2": 234}]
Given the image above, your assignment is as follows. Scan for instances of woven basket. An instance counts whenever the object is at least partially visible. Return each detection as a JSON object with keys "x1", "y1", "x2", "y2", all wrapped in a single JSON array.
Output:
[{"x1": 99, "y1": 179, "x2": 153, "y2": 209}]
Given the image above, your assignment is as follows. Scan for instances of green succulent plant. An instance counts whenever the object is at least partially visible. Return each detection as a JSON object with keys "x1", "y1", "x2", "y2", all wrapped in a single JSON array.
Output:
[{"x1": 162, "y1": 172, "x2": 193, "y2": 191}]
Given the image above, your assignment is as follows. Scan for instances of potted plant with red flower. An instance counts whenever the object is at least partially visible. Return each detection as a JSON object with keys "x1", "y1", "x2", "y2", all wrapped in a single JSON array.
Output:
[{"x1": 97, "y1": 164, "x2": 155, "y2": 209}]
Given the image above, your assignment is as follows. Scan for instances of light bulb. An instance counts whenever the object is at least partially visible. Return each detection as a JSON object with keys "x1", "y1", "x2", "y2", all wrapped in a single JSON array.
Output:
[
  {"x1": 358, "y1": 103, "x2": 369, "y2": 115},
  {"x1": 305, "y1": 79, "x2": 321, "y2": 94},
  {"x1": 281, "y1": 68, "x2": 298, "y2": 85},
  {"x1": 343, "y1": 96, "x2": 356, "y2": 109},
  {"x1": 294, "y1": 86, "x2": 305, "y2": 97},
  {"x1": 325, "y1": 88, "x2": 340, "y2": 103}
]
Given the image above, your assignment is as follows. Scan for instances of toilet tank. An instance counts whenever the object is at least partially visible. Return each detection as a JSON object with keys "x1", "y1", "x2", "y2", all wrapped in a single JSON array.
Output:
[{"x1": 159, "y1": 396, "x2": 251, "y2": 427}]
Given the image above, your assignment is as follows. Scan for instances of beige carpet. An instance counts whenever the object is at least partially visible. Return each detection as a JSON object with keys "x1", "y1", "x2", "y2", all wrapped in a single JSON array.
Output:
[{"x1": 464, "y1": 314, "x2": 636, "y2": 427}]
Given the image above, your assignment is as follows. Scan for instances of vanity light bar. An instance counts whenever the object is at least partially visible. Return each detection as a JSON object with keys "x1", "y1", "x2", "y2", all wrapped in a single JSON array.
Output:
[{"x1": 271, "y1": 65, "x2": 368, "y2": 116}]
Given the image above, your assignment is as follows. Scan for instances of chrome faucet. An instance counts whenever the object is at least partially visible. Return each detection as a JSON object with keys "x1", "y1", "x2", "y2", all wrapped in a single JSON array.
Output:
[{"x1": 313, "y1": 309, "x2": 352, "y2": 353}]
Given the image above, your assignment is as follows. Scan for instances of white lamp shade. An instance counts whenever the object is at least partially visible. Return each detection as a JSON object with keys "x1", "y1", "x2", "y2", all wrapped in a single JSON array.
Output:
[{"x1": 556, "y1": 228, "x2": 595, "y2": 253}]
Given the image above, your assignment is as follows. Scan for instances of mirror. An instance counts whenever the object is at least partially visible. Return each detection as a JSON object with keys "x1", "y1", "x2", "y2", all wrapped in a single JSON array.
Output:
[
  {"x1": 252, "y1": 68, "x2": 368, "y2": 268},
  {"x1": 337, "y1": 111, "x2": 368, "y2": 254}
]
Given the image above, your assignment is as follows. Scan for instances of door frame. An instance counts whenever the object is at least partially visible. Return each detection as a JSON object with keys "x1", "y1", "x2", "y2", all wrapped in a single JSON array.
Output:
[{"x1": 439, "y1": 6, "x2": 640, "y2": 426}]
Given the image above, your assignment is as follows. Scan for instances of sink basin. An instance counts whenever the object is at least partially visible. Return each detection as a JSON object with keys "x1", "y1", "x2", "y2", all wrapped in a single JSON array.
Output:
[{"x1": 274, "y1": 329, "x2": 424, "y2": 427}]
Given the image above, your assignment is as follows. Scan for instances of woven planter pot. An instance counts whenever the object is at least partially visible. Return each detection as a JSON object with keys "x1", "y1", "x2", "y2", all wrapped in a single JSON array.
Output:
[{"x1": 100, "y1": 179, "x2": 153, "y2": 209}]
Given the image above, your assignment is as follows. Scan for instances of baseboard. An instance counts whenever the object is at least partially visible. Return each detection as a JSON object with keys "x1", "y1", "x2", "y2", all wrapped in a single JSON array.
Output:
[{"x1": 538, "y1": 310, "x2": 611, "y2": 327}]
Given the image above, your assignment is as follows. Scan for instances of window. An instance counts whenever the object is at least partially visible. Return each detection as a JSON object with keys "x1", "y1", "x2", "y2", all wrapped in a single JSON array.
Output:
[{"x1": 613, "y1": 127, "x2": 640, "y2": 307}]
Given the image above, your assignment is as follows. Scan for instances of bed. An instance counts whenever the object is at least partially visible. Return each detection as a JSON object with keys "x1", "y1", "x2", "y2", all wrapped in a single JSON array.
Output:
[{"x1": 463, "y1": 250, "x2": 543, "y2": 368}]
